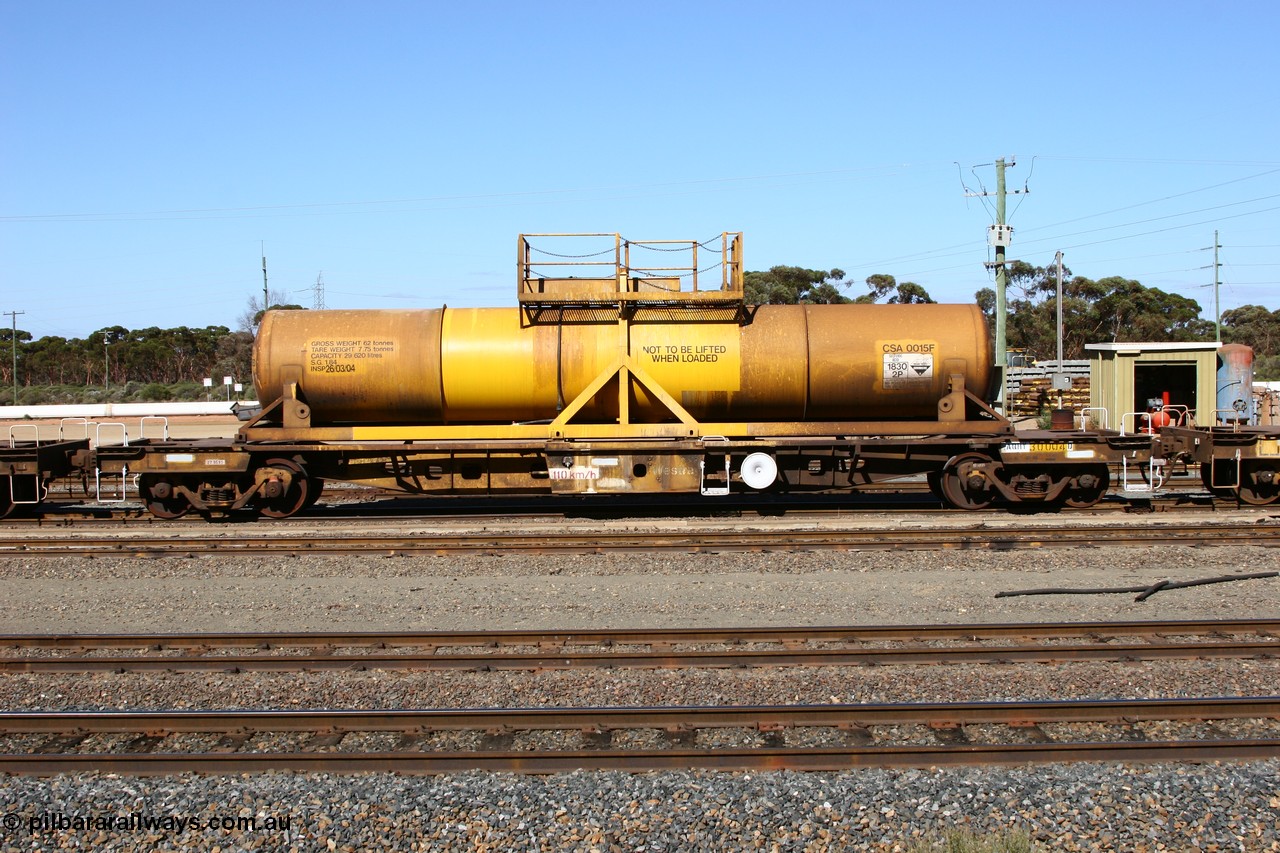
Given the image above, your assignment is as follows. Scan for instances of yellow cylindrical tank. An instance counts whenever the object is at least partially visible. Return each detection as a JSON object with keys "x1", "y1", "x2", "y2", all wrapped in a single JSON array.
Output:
[
  {"x1": 253, "y1": 303, "x2": 991, "y2": 424},
  {"x1": 254, "y1": 308, "x2": 446, "y2": 423}
]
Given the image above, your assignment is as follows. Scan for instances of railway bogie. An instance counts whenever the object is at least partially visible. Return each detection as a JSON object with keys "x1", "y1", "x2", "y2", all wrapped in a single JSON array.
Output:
[
  {"x1": 89, "y1": 442, "x2": 325, "y2": 518},
  {"x1": 0, "y1": 438, "x2": 89, "y2": 519},
  {"x1": 1160, "y1": 424, "x2": 1280, "y2": 506}
]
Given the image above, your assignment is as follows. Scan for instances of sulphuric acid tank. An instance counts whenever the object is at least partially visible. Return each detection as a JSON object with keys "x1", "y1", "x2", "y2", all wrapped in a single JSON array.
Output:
[{"x1": 253, "y1": 303, "x2": 992, "y2": 425}]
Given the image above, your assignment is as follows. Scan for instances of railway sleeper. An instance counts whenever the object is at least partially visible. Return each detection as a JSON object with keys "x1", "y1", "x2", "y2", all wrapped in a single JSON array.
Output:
[
  {"x1": 1008, "y1": 721, "x2": 1053, "y2": 742},
  {"x1": 581, "y1": 728, "x2": 613, "y2": 748},
  {"x1": 480, "y1": 731, "x2": 516, "y2": 751},
  {"x1": 308, "y1": 732, "x2": 347, "y2": 749},
  {"x1": 663, "y1": 726, "x2": 696, "y2": 746},
  {"x1": 34, "y1": 733, "x2": 88, "y2": 754},
  {"x1": 124, "y1": 734, "x2": 167, "y2": 753},
  {"x1": 211, "y1": 733, "x2": 252, "y2": 753},
  {"x1": 930, "y1": 724, "x2": 971, "y2": 745}
]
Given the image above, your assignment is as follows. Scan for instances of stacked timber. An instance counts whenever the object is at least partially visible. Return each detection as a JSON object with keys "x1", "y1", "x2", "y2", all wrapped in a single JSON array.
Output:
[{"x1": 1004, "y1": 361, "x2": 1091, "y2": 418}]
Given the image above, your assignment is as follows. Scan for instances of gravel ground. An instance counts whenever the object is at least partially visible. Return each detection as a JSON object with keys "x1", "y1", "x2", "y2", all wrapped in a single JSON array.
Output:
[
  {"x1": 2, "y1": 544, "x2": 1279, "y2": 850},
  {"x1": 2, "y1": 660, "x2": 1278, "y2": 713},
  {"x1": 1, "y1": 765, "x2": 1278, "y2": 851},
  {"x1": 1, "y1": 546, "x2": 1278, "y2": 633}
]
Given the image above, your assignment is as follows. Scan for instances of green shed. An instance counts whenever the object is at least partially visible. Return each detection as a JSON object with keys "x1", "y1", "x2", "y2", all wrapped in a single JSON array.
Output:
[{"x1": 1085, "y1": 342, "x2": 1221, "y2": 431}]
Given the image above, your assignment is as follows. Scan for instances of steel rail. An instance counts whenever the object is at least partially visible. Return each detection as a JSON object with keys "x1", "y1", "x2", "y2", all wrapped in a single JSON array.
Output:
[
  {"x1": 4, "y1": 698, "x2": 1279, "y2": 774},
  {"x1": 5, "y1": 618, "x2": 1276, "y2": 650},
  {"x1": 3, "y1": 522, "x2": 1280, "y2": 555},
  {"x1": 5, "y1": 697, "x2": 1278, "y2": 733},
  {"x1": 3, "y1": 620, "x2": 1278, "y2": 673},
  {"x1": 7, "y1": 741, "x2": 1280, "y2": 774},
  {"x1": 4, "y1": 640, "x2": 1278, "y2": 673}
]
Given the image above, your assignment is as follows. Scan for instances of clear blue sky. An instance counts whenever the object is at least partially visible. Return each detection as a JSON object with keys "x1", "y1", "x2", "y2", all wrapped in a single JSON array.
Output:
[{"x1": 3, "y1": 0, "x2": 1278, "y2": 340}]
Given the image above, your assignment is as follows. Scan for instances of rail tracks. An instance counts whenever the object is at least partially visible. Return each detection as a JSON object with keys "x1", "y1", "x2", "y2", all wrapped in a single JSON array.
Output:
[
  {"x1": 3, "y1": 619, "x2": 1279, "y2": 672},
  {"x1": 3, "y1": 517, "x2": 1279, "y2": 556},
  {"x1": 6, "y1": 621, "x2": 1280, "y2": 774},
  {"x1": 3, "y1": 697, "x2": 1279, "y2": 774}
]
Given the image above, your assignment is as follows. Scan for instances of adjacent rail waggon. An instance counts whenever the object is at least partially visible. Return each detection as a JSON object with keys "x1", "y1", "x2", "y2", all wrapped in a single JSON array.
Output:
[{"x1": 5, "y1": 233, "x2": 1278, "y2": 519}]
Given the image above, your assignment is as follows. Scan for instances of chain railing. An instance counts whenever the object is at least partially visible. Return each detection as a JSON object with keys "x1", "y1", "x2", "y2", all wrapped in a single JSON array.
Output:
[{"x1": 518, "y1": 233, "x2": 743, "y2": 298}]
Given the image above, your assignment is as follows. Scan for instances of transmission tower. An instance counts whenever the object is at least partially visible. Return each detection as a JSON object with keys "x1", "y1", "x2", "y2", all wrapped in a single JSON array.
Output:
[{"x1": 313, "y1": 273, "x2": 326, "y2": 310}]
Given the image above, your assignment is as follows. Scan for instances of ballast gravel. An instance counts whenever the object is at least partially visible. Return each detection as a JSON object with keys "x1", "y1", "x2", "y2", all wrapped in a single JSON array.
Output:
[
  {"x1": 3, "y1": 659, "x2": 1280, "y2": 713},
  {"x1": 2, "y1": 764, "x2": 1278, "y2": 851},
  {"x1": 3, "y1": 543, "x2": 1280, "y2": 849},
  {"x1": 2, "y1": 545, "x2": 1279, "y2": 633}
]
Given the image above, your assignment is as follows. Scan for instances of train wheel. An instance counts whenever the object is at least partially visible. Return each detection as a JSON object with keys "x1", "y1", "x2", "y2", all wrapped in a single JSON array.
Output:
[
  {"x1": 139, "y1": 476, "x2": 191, "y2": 520},
  {"x1": 939, "y1": 453, "x2": 994, "y2": 510},
  {"x1": 257, "y1": 458, "x2": 311, "y2": 519},
  {"x1": 1238, "y1": 462, "x2": 1280, "y2": 506},
  {"x1": 1064, "y1": 466, "x2": 1110, "y2": 508}
]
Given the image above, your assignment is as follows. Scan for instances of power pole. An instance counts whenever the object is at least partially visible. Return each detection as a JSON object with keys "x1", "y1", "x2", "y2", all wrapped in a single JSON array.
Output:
[
  {"x1": 994, "y1": 158, "x2": 1008, "y2": 381},
  {"x1": 5, "y1": 310, "x2": 23, "y2": 405},
  {"x1": 1213, "y1": 229, "x2": 1221, "y2": 342},
  {"x1": 1053, "y1": 251, "x2": 1068, "y2": 411},
  {"x1": 968, "y1": 157, "x2": 1019, "y2": 412},
  {"x1": 1055, "y1": 251, "x2": 1064, "y2": 369},
  {"x1": 261, "y1": 243, "x2": 270, "y2": 315}
]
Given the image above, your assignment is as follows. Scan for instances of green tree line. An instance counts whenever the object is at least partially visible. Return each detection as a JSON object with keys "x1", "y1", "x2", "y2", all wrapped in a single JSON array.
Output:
[
  {"x1": 0, "y1": 293, "x2": 306, "y2": 404},
  {"x1": 0, "y1": 325, "x2": 254, "y2": 403},
  {"x1": 974, "y1": 260, "x2": 1278, "y2": 378},
  {"x1": 3, "y1": 269, "x2": 1276, "y2": 401},
  {"x1": 746, "y1": 263, "x2": 1279, "y2": 379}
]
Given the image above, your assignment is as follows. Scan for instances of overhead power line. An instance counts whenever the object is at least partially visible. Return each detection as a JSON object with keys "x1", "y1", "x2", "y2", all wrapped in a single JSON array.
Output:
[
  {"x1": 1013, "y1": 194, "x2": 1280, "y2": 250},
  {"x1": 0, "y1": 163, "x2": 926, "y2": 223},
  {"x1": 850, "y1": 168, "x2": 1280, "y2": 271},
  {"x1": 1016, "y1": 168, "x2": 1280, "y2": 235}
]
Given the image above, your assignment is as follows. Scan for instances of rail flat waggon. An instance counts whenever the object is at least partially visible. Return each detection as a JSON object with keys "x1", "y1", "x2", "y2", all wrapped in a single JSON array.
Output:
[
  {"x1": 7, "y1": 233, "x2": 1276, "y2": 519},
  {"x1": 113, "y1": 233, "x2": 1141, "y2": 517}
]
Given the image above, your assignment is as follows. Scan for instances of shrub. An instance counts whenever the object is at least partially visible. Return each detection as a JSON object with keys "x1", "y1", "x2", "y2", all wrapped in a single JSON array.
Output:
[
  {"x1": 16, "y1": 387, "x2": 50, "y2": 405},
  {"x1": 907, "y1": 828, "x2": 1037, "y2": 852}
]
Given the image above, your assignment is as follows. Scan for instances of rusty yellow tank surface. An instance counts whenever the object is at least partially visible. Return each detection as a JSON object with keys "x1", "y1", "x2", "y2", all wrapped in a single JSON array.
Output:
[{"x1": 254, "y1": 303, "x2": 991, "y2": 425}]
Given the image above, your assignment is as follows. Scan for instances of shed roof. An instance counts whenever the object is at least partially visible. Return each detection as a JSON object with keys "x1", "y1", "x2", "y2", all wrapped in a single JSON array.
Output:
[{"x1": 1084, "y1": 342, "x2": 1221, "y2": 353}]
